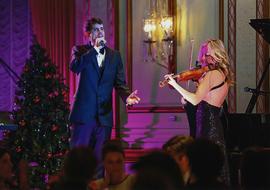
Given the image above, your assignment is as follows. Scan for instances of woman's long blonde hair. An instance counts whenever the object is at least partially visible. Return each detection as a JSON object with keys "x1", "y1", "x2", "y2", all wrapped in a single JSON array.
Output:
[{"x1": 206, "y1": 39, "x2": 234, "y2": 85}]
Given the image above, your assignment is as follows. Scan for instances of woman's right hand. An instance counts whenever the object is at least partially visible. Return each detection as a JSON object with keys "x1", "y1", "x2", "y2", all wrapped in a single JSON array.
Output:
[{"x1": 164, "y1": 74, "x2": 177, "y2": 87}]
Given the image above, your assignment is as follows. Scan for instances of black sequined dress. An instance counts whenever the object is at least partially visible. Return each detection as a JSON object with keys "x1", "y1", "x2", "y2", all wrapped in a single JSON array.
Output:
[{"x1": 196, "y1": 100, "x2": 230, "y2": 186}]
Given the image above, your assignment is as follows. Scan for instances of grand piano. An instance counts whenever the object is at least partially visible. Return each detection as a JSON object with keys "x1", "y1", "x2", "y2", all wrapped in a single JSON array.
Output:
[
  {"x1": 226, "y1": 19, "x2": 270, "y2": 152},
  {"x1": 226, "y1": 20, "x2": 270, "y2": 187}
]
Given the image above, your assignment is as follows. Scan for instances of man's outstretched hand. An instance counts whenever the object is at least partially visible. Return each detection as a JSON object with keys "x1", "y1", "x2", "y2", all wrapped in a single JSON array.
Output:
[{"x1": 126, "y1": 90, "x2": 140, "y2": 106}]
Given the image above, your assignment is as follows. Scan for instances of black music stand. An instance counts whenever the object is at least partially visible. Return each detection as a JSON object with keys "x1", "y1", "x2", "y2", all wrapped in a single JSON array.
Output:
[
  {"x1": 245, "y1": 19, "x2": 270, "y2": 113},
  {"x1": 250, "y1": 19, "x2": 270, "y2": 44}
]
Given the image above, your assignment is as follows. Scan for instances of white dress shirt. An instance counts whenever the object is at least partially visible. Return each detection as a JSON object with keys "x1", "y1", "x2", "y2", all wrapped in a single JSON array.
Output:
[{"x1": 94, "y1": 46, "x2": 106, "y2": 67}]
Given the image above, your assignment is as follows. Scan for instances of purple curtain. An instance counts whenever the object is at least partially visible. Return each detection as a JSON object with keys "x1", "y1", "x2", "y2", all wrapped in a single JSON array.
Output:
[{"x1": 0, "y1": 0, "x2": 33, "y2": 111}]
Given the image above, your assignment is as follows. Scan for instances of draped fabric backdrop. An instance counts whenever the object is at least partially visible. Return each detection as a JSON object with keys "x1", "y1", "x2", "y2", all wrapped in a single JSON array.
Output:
[
  {"x1": 29, "y1": 0, "x2": 76, "y2": 103},
  {"x1": 0, "y1": 0, "x2": 33, "y2": 111}
]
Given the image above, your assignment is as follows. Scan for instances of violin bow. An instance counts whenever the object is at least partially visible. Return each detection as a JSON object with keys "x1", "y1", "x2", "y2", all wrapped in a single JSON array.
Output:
[{"x1": 187, "y1": 39, "x2": 195, "y2": 89}]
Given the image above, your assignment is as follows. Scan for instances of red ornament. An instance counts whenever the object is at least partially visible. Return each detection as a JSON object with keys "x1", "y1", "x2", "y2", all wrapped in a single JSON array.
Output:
[
  {"x1": 51, "y1": 124, "x2": 59, "y2": 132},
  {"x1": 33, "y1": 96, "x2": 40, "y2": 103},
  {"x1": 54, "y1": 91, "x2": 59, "y2": 96},
  {"x1": 47, "y1": 152, "x2": 52, "y2": 158},
  {"x1": 44, "y1": 62, "x2": 49, "y2": 67},
  {"x1": 45, "y1": 73, "x2": 52, "y2": 79},
  {"x1": 48, "y1": 93, "x2": 54, "y2": 98},
  {"x1": 55, "y1": 152, "x2": 63, "y2": 157},
  {"x1": 16, "y1": 146, "x2": 22, "y2": 152}
]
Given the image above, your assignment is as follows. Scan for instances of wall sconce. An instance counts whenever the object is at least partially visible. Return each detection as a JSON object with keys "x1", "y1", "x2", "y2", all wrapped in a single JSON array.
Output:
[
  {"x1": 160, "y1": 15, "x2": 175, "y2": 73},
  {"x1": 160, "y1": 16, "x2": 173, "y2": 41},
  {"x1": 143, "y1": 18, "x2": 157, "y2": 42},
  {"x1": 143, "y1": 15, "x2": 175, "y2": 72},
  {"x1": 143, "y1": 18, "x2": 157, "y2": 58}
]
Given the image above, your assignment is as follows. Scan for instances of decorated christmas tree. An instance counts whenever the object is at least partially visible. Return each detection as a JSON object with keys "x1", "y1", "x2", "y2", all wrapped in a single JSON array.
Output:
[{"x1": 8, "y1": 41, "x2": 70, "y2": 189}]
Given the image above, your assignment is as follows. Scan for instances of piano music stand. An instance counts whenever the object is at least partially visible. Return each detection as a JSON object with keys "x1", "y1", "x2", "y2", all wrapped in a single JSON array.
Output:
[
  {"x1": 249, "y1": 19, "x2": 270, "y2": 44},
  {"x1": 245, "y1": 19, "x2": 270, "y2": 113}
]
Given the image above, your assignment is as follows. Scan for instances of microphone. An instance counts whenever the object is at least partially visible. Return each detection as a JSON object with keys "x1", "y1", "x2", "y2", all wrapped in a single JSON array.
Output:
[
  {"x1": 244, "y1": 87, "x2": 258, "y2": 93},
  {"x1": 99, "y1": 40, "x2": 106, "y2": 47},
  {"x1": 243, "y1": 87, "x2": 269, "y2": 95}
]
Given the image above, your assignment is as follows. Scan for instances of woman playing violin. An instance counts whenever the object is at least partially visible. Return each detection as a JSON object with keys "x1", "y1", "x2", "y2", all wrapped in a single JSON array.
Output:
[{"x1": 164, "y1": 39, "x2": 233, "y2": 186}]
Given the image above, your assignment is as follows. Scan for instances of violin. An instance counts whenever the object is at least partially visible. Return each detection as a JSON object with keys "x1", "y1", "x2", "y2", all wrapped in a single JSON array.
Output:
[{"x1": 159, "y1": 64, "x2": 217, "y2": 88}]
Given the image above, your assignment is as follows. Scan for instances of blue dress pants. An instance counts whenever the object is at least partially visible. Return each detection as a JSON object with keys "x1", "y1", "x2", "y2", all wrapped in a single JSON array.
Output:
[{"x1": 70, "y1": 120, "x2": 112, "y2": 178}]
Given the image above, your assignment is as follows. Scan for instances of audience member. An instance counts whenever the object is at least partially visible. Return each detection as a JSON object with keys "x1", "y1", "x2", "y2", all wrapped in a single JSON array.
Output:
[
  {"x1": 91, "y1": 139, "x2": 134, "y2": 190},
  {"x1": 240, "y1": 147, "x2": 270, "y2": 190},
  {"x1": 185, "y1": 138, "x2": 227, "y2": 189},
  {"x1": 162, "y1": 135, "x2": 194, "y2": 185},
  {"x1": 131, "y1": 151, "x2": 183, "y2": 190},
  {"x1": 52, "y1": 146, "x2": 97, "y2": 190}
]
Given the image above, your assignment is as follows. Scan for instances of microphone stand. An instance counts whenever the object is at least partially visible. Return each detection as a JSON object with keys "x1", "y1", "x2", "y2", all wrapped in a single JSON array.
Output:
[
  {"x1": 0, "y1": 58, "x2": 21, "y2": 83},
  {"x1": 245, "y1": 58, "x2": 270, "y2": 113}
]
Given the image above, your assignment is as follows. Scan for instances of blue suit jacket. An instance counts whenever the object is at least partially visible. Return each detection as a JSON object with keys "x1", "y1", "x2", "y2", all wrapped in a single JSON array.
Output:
[{"x1": 69, "y1": 45, "x2": 130, "y2": 127}]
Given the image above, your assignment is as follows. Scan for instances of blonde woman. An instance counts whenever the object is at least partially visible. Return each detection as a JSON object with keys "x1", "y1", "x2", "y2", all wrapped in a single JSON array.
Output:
[{"x1": 164, "y1": 39, "x2": 233, "y2": 185}]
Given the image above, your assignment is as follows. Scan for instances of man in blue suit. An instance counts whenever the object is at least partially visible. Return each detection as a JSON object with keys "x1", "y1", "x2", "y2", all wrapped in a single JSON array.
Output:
[{"x1": 69, "y1": 17, "x2": 140, "y2": 176}]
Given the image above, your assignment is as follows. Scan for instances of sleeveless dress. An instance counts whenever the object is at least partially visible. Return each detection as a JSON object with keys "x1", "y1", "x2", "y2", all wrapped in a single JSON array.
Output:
[{"x1": 195, "y1": 81, "x2": 231, "y2": 186}]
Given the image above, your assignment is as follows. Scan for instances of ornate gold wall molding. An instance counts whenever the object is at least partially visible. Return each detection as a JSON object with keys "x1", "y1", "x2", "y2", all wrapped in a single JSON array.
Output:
[{"x1": 228, "y1": 0, "x2": 237, "y2": 113}]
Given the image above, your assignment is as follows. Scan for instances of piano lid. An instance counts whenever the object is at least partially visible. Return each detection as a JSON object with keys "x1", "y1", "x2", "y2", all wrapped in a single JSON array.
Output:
[{"x1": 250, "y1": 19, "x2": 270, "y2": 44}]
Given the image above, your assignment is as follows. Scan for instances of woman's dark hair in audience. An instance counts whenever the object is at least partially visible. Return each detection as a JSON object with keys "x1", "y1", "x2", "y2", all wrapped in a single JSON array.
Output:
[
  {"x1": 163, "y1": 135, "x2": 194, "y2": 155},
  {"x1": 241, "y1": 147, "x2": 270, "y2": 190},
  {"x1": 186, "y1": 138, "x2": 224, "y2": 182},
  {"x1": 52, "y1": 146, "x2": 97, "y2": 190},
  {"x1": 102, "y1": 139, "x2": 125, "y2": 160},
  {"x1": 131, "y1": 151, "x2": 183, "y2": 190},
  {"x1": 63, "y1": 146, "x2": 97, "y2": 182}
]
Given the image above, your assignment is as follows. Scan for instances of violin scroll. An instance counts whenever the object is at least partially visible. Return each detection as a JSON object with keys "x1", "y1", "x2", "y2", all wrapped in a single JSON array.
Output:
[{"x1": 159, "y1": 75, "x2": 178, "y2": 88}]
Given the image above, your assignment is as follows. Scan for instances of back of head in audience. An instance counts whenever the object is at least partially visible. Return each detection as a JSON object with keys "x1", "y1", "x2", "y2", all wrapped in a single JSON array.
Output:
[
  {"x1": 102, "y1": 139, "x2": 125, "y2": 160},
  {"x1": 162, "y1": 135, "x2": 193, "y2": 171},
  {"x1": 64, "y1": 146, "x2": 97, "y2": 182},
  {"x1": 53, "y1": 146, "x2": 97, "y2": 190},
  {"x1": 131, "y1": 151, "x2": 183, "y2": 190},
  {"x1": 102, "y1": 139, "x2": 126, "y2": 181},
  {"x1": 186, "y1": 138, "x2": 224, "y2": 184},
  {"x1": 241, "y1": 147, "x2": 270, "y2": 190}
]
